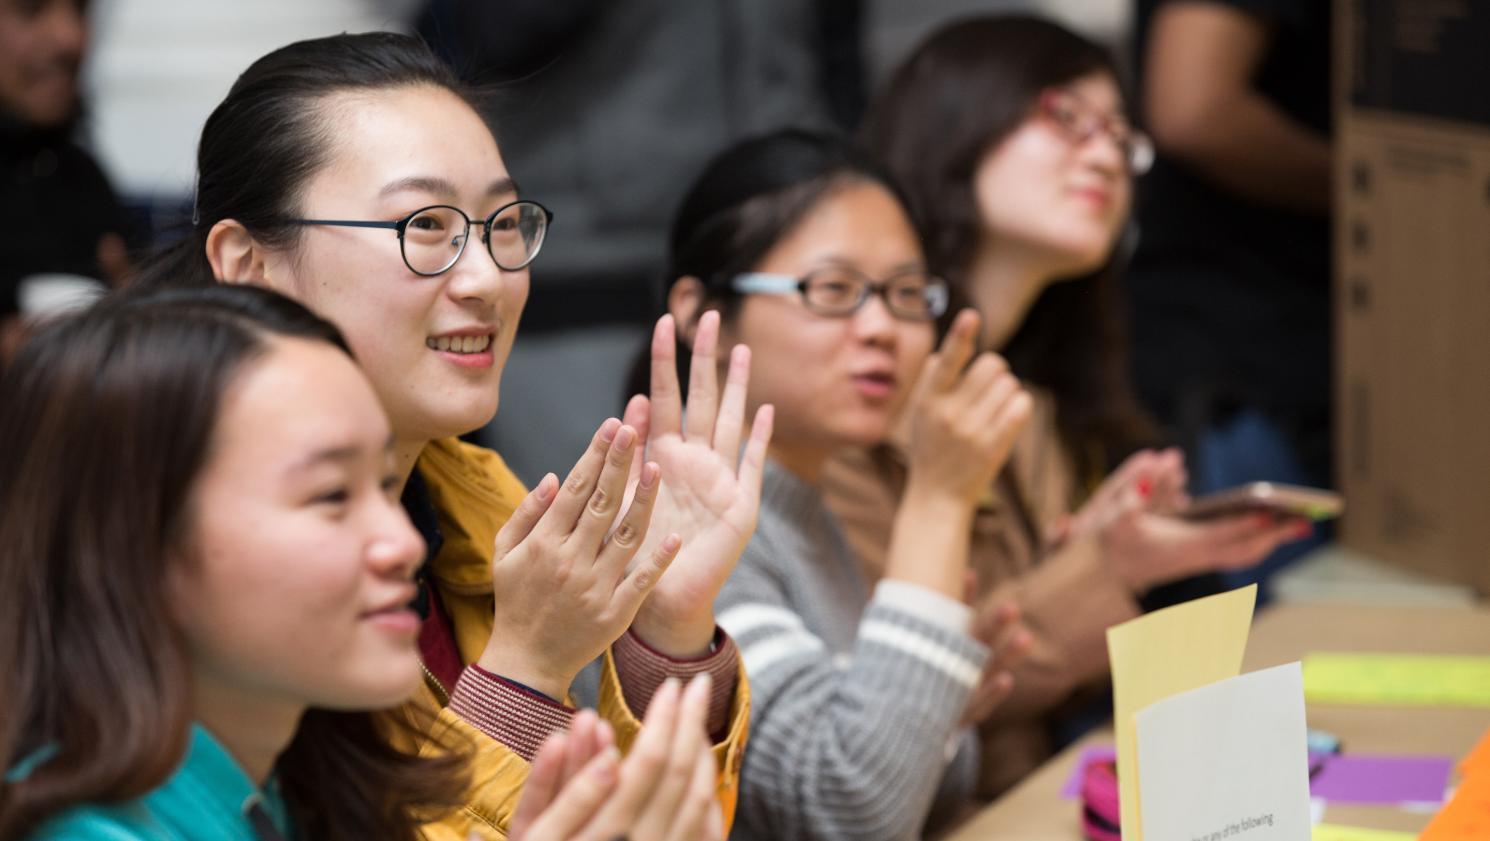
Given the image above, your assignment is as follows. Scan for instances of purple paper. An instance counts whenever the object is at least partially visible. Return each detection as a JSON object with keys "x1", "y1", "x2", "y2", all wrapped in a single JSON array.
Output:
[
  {"x1": 1057, "y1": 747, "x2": 1450, "y2": 805},
  {"x1": 1060, "y1": 745, "x2": 1117, "y2": 798},
  {"x1": 1308, "y1": 754, "x2": 1452, "y2": 805}
]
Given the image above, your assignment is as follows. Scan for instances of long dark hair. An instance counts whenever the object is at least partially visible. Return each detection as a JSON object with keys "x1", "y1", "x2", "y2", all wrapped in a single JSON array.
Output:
[
  {"x1": 625, "y1": 128, "x2": 917, "y2": 398},
  {"x1": 866, "y1": 15, "x2": 1157, "y2": 480},
  {"x1": 135, "y1": 32, "x2": 484, "y2": 290},
  {"x1": 0, "y1": 285, "x2": 466, "y2": 839}
]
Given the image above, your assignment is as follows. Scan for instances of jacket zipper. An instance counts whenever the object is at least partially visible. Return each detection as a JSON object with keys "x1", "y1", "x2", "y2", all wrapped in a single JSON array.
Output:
[{"x1": 421, "y1": 659, "x2": 450, "y2": 706}]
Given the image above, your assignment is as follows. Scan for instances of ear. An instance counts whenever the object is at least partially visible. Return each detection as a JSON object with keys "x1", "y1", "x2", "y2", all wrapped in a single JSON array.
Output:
[
  {"x1": 666, "y1": 276, "x2": 707, "y2": 343},
  {"x1": 205, "y1": 219, "x2": 273, "y2": 288}
]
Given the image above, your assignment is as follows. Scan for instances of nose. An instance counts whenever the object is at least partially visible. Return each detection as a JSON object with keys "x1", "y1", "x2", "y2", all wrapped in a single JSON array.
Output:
[
  {"x1": 442, "y1": 225, "x2": 508, "y2": 308},
  {"x1": 367, "y1": 501, "x2": 426, "y2": 581},
  {"x1": 42, "y1": 0, "x2": 88, "y2": 59},
  {"x1": 1078, "y1": 130, "x2": 1126, "y2": 179},
  {"x1": 849, "y1": 289, "x2": 898, "y2": 348}
]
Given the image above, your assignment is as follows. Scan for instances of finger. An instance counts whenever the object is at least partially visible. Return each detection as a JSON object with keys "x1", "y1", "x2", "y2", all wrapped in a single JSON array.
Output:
[
  {"x1": 596, "y1": 461, "x2": 661, "y2": 581},
  {"x1": 929, "y1": 308, "x2": 981, "y2": 391},
  {"x1": 570, "y1": 424, "x2": 640, "y2": 555},
  {"x1": 712, "y1": 344, "x2": 750, "y2": 463},
  {"x1": 623, "y1": 393, "x2": 652, "y2": 489},
  {"x1": 973, "y1": 600, "x2": 1020, "y2": 647},
  {"x1": 563, "y1": 710, "x2": 599, "y2": 784},
  {"x1": 638, "y1": 675, "x2": 712, "y2": 839},
  {"x1": 493, "y1": 472, "x2": 560, "y2": 558},
  {"x1": 988, "y1": 389, "x2": 1034, "y2": 447},
  {"x1": 684, "y1": 310, "x2": 722, "y2": 441},
  {"x1": 704, "y1": 797, "x2": 726, "y2": 841},
  {"x1": 962, "y1": 569, "x2": 979, "y2": 606},
  {"x1": 508, "y1": 733, "x2": 569, "y2": 836},
  {"x1": 590, "y1": 679, "x2": 683, "y2": 830},
  {"x1": 968, "y1": 369, "x2": 1020, "y2": 422},
  {"x1": 594, "y1": 717, "x2": 616, "y2": 755},
  {"x1": 1190, "y1": 511, "x2": 1284, "y2": 546},
  {"x1": 527, "y1": 747, "x2": 622, "y2": 840},
  {"x1": 662, "y1": 740, "x2": 720, "y2": 841},
  {"x1": 993, "y1": 627, "x2": 1033, "y2": 672},
  {"x1": 613, "y1": 531, "x2": 682, "y2": 618},
  {"x1": 1211, "y1": 517, "x2": 1312, "y2": 570},
  {"x1": 965, "y1": 671, "x2": 1015, "y2": 725},
  {"x1": 545, "y1": 418, "x2": 623, "y2": 537},
  {"x1": 735, "y1": 404, "x2": 775, "y2": 505},
  {"x1": 649, "y1": 314, "x2": 684, "y2": 439}
]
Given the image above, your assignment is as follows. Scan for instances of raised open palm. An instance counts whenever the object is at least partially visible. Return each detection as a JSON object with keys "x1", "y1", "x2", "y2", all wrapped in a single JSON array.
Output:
[{"x1": 623, "y1": 311, "x2": 773, "y2": 656}]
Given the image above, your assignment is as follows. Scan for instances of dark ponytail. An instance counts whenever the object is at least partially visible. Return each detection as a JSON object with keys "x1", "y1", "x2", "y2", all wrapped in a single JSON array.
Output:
[{"x1": 136, "y1": 32, "x2": 481, "y2": 291}]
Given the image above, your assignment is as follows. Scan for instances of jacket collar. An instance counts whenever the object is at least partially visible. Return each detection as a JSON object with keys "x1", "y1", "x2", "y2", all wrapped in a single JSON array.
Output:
[
  {"x1": 415, "y1": 437, "x2": 520, "y2": 593},
  {"x1": 143, "y1": 723, "x2": 293, "y2": 839}
]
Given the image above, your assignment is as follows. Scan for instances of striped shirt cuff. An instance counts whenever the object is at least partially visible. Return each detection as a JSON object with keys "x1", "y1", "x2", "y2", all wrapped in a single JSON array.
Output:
[
  {"x1": 613, "y1": 628, "x2": 739, "y2": 738},
  {"x1": 448, "y1": 665, "x2": 576, "y2": 762},
  {"x1": 874, "y1": 578, "x2": 974, "y2": 636}
]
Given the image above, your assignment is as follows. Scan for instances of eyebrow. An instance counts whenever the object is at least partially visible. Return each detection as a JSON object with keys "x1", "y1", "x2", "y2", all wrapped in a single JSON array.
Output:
[
  {"x1": 287, "y1": 435, "x2": 397, "y2": 474},
  {"x1": 378, "y1": 176, "x2": 519, "y2": 201}
]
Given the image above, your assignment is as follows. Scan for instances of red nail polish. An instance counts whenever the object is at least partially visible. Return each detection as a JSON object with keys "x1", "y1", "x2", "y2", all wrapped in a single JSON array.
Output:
[{"x1": 1136, "y1": 477, "x2": 1153, "y2": 499}]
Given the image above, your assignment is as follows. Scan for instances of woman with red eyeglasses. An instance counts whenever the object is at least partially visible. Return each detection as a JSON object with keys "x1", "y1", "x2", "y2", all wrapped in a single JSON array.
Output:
[{"x1": 823, "y1": 15, "x2": 1312, "y2": 799}]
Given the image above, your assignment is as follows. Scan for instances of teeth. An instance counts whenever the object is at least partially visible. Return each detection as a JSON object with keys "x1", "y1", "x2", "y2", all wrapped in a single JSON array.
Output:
[{"x1": 426, "y1": 334, "x2": 491, "y2": 354}]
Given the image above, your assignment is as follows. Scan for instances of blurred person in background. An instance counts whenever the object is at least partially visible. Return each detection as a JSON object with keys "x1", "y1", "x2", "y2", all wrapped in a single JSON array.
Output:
[
  {"x1": 643, "y1": 129, "x2": 1032, "y2": 841},
  {"x1": 0, "y1": 0, "x2": 132, "y2": 367},
  {"x1": 831, "y1": 15, "x2": 1312, "y2": 797},
  {"x1": 1127, "y1": 0, "x2": 1333, "y2": 597},
  {"x1": 415, "y1": 0, "x2": 856, "y2": 484}
]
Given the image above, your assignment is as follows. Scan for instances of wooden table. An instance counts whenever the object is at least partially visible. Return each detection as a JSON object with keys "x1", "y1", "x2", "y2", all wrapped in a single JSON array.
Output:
[{"x1": 947, "y1": 602, "x2": 1490, "y2": 839}]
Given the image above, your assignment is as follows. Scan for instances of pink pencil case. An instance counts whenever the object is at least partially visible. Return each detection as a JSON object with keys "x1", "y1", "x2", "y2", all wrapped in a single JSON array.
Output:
[{"x1": 1080, "y1": 759, "x2": 1121, "y2": 841}]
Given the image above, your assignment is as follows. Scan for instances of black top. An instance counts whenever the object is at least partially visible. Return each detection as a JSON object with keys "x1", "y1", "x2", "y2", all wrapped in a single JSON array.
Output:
[
  {"x1": 0, "y1": 113, "x2": 130, "y2": 316},
  {"x1": 1127, "y1": 0, "x2": 1333, "y2": 419}
]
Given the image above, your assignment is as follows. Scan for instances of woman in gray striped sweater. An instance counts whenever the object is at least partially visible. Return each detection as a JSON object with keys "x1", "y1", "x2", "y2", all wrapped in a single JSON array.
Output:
[{"x1": 639, "y1": 130, "x2": 1035, "y2": 840}]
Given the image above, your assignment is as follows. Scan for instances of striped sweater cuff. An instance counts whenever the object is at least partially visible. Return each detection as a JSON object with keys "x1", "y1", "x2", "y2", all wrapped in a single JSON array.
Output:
[
  {"x1": 448, "y1": 665, "x2": 575, "y2": 762},
  {"x1": 613, "y1": 628, "x2": 738, "y2": 738},
  {"x1": 858, "y1": 597, "x2": 989, "y2": 692},
  {"x1": 874, "y1": 578, "x2": 974, "y2": 636}
]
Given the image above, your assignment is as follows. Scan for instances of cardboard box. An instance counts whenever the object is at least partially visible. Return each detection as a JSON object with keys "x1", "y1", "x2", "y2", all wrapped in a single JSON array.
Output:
[{"x1": 1336, "y1": 0, "x2": 1490, "y2": 593}]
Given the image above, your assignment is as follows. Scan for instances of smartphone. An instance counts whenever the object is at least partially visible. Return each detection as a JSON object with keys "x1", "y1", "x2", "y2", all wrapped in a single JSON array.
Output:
[{"x1": 1180, "y1": 482, "x2": 1343, "y2": 522}]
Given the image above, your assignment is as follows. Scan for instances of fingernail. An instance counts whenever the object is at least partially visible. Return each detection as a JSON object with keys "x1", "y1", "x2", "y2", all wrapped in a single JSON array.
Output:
[
  {"x1": 689, "y1": 673, "x2": 713, "y2": 699},
  {"x1": 641, "y1": 462, "x2": 660, "y2": 488},
  {"x1": 614, "y1": 425, "x2": 635, "y2": 451},
  {"x1": 600, "y1": 418, "x2": 620, "y2": 443},
  {"x1": 662, "y1": 533, "x2": 682, "y2": 553},
  {"x1": 536, "y1": 473, "x2": 556, "y2": 500},
  {"x1": 1136, "y1": 477, "x2": 1152, "y2": 499}
]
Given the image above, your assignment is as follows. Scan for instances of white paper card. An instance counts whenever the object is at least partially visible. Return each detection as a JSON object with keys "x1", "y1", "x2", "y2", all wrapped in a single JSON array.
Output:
[{"x1": 1136, "y1": 662, "x2": 1311, "y2": 841}]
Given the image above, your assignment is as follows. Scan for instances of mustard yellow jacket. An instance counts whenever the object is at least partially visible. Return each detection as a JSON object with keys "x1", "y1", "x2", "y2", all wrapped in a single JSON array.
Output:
[{"x1": 401, "y1": 438, "x2": 749, "y2": 840}]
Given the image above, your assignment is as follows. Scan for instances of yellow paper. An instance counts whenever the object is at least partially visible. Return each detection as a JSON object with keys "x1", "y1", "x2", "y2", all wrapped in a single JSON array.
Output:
[
  {"x1": 1312, "y1": 824, "x2": 1416, "y2": 841},
  {"x1": 1303, "y1": 653, "x2": 1490, "y2": 708},
  {"x1": 1106, "y1": 584, "x2": 1257, "y2": 841}
]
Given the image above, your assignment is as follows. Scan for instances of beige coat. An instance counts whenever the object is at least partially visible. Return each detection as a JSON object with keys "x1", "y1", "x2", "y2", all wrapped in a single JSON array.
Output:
[{"x1": 821, "y1": 391, "x2": 1139, "y2": 798}]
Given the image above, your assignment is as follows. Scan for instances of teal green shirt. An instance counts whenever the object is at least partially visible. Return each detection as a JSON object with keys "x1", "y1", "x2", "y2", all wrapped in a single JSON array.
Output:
[{"x1": 24, "y1": 723, "x2": 294, "y2": 840}]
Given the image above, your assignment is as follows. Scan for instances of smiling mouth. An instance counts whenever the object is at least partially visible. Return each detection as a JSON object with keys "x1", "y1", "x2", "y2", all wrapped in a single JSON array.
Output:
[{"x1": 426, "y1": 334, "x2": 493, "y2": 354}]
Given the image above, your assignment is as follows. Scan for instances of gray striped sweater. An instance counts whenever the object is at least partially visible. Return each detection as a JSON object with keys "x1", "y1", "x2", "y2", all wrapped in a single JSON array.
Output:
[{"x1": 717, "y1": 459, "x2": 989, "y2": 841}]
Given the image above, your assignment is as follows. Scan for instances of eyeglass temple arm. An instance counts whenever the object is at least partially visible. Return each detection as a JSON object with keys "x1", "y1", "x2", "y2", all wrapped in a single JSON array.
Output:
[
  {"x1": 288, "y1": 219, "x2": 402, "y2": 230},
  {"x1": 731, "y1": 273, "x2": 803, "y2": 294}
]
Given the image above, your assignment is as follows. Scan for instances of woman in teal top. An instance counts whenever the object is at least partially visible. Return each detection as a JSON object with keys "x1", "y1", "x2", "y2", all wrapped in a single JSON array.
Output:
[{"x1": 0, "y1": 286, "x2": 727, "y2": 841}]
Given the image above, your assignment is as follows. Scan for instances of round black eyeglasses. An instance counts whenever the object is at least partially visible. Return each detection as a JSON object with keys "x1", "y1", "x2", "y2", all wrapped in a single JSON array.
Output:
[{"x1": 287, "y1": 200, "x2": 553, "y2": 276}]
